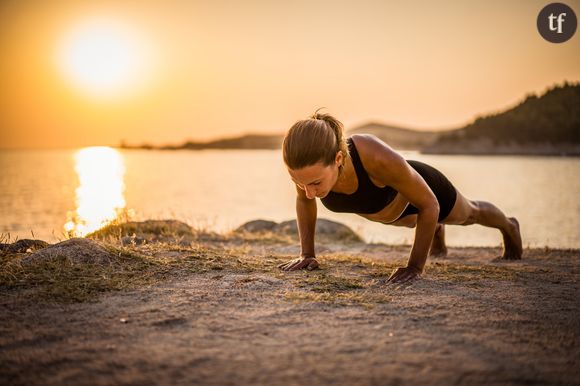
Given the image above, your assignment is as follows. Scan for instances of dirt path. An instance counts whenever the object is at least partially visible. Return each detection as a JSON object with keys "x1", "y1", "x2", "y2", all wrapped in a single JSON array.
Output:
[{"x1": 1, "y1": 242, "x2": 578, "y2": 386}]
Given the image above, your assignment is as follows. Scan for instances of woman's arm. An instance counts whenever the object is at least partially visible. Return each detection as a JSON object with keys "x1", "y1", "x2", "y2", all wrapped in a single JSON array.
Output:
[
  {"x1": 357, "y1": 135, "x2": 439, "y2": 282},
  {"x1": 277, "y1": 184, "x2": 320, "y2": 271},
  {"x1": 296, "y1": 183, "x2": 317, "y2": 257},
  {"x1": 401, "y1": 203, "x2": 439, "y2": 279},
  {"x1": 388, "y1": 154, "x2": 439, "y2": 276}
]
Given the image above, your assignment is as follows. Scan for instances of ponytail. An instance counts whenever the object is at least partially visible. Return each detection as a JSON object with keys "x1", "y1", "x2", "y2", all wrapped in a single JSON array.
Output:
[
  {"x1": 283, "y1": 108, "x2": 350, "y2": 170},
  {"x1": 310, "y1": 108, "x2": 349, "y2": 165}
]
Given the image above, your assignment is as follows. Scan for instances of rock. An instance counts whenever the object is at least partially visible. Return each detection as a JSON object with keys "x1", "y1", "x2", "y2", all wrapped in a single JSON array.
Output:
[
  {"x1": 277, "y1": 219, "x2": 363, "y2": 243},
  {"x1": 20, "y1": 238, "x2": 115, "y2": 265},
  {"x1": 88, "y1": 220, "x2": 194, "y2": 239},
  {"x1": 235, "y1": 220, "x2": 278, "y2": 233},
  {"x1": 179, "y1": 240, "x2": 192, "y2": 247},
  {"x1": 87, "y1": 219, "x2": 224, "y2": 244},
  {"x1": 120, "y1": 235, "x2": 147, "y2": 246},
  {"x1": 235, "y1": 218, "x2": 363, "y2": 243},
  {"x1": 0, "y1": 239, "x2": 50, "y2": 254}
]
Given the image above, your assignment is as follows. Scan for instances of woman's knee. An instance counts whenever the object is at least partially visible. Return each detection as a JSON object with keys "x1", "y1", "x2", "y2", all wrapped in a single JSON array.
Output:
[
  {"x1": 443, "y1": 193, "x2": 479, "y2": 225},
  {"x1": 460, "y1": 200, "x2": 481, "y2": 225}
]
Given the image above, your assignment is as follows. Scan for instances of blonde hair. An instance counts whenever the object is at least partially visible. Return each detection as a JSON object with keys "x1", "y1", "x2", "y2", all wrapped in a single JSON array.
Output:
[{"x1": 283, "y1": 108, "x2": 349, "y2": 170}]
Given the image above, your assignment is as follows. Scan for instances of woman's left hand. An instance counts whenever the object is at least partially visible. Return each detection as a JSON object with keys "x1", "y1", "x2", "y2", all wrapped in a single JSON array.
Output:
[{"x1": 386, "y1": 265, "x2": 422, "y2": 284}]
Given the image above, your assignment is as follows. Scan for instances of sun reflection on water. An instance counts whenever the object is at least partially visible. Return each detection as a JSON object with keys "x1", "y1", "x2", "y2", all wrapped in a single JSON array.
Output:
[{"x1": 65, "y1": 146, "x2": 127, "y2": 237}]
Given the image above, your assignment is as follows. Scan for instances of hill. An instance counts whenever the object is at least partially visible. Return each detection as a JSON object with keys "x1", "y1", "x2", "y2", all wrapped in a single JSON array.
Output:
[
  {"x1": 166, "y1": 134, "x2": 283, "y2": 150},
  {"x1": 423, "y1": 82, "x2": 580, "y2": 155},
  {"x1": 120, "y1": 134, "x2": 284, "y2": 151},
  {"x1": 121, "y1": 125, "x2": 440, "y2": 152},
  {"x1": 120, "y1": 82, "x2": 580, "y2": 155},
  {"x1": 347, "y1": 122, "x2": 443, "y2": 150}
]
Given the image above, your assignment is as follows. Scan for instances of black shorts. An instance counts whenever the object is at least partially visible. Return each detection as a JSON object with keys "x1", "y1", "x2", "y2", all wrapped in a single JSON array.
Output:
[{"x1": 396, "y1": 160, "x2": 458, "y2": 222}]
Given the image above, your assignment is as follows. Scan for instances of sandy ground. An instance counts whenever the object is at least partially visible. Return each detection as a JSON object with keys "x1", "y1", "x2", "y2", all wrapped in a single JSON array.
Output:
[{"x1": 1, "y1": 239, "x2": 578, "y2": 386}]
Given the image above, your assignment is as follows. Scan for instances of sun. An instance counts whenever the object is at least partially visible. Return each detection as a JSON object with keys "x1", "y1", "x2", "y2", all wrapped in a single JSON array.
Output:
[{"x1": 56, "y1": 18, "x2": 153, "y2": 99}]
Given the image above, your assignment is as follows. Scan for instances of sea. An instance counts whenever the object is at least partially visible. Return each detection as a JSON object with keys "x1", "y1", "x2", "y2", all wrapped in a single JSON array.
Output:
[{"x1": 1, "y1": 148, "x2": 579, "y2": 249}]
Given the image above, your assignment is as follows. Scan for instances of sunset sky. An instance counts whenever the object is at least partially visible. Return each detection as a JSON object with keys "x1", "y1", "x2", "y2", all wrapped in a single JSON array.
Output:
[{"x1": 1, "y1": 0, "x2": 579, "y2": 149}]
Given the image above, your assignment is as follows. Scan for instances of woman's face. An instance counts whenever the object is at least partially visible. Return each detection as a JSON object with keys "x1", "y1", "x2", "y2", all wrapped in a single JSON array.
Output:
[{"x1": 287, "y1": 152, "x2": 343, "y2": 199}]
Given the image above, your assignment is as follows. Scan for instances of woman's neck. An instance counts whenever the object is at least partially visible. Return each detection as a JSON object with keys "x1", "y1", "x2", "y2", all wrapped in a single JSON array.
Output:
[{"x1": 332, "y1": 156, "x2": 357, "y2": 194}]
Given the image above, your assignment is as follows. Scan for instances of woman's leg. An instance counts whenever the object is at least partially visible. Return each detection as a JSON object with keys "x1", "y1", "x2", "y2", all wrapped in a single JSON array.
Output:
[
  {"x1": 389, "y1": 190, "x2": 522, "y2": 259},
  {"x1": 389, "y1": 215, "x2": 447, "y2": 257},
  {"x1": 429, "y1": 223, "x2": 448, "y2": 257},
  {"x1": 442, "y1": 191, "x2": 522, "y2": 259}
]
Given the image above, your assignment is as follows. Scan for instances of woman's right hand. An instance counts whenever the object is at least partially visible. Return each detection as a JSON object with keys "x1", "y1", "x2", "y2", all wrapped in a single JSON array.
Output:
[{"x1": 277, "y1": 256, "x2": 319, "y2": 271}]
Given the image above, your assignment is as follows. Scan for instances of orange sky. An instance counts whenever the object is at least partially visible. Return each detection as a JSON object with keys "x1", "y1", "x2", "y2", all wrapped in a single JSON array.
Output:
[{"x1": 1, "y1": 0, "x2": 579, "y2": 149}]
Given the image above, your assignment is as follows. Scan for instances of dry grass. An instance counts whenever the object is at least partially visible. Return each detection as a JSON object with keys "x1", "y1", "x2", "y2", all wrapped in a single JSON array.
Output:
[
  {"x1": 428, "y1": 261, "x2": 520, "y2": 282},
  {"x1": 282, "y1": 271, "x2": 393, "y2": 309},
  {"x1": 274, "y1": 253, "x2": 401, "y2": 308},
  {"x1": 0, "y1": 246, "x2": 160, "y2": 303},
  {"x1": 0, "y1": 241, "x2": 257, "y2": 303},
  {"x1": 0, "y1": 221, "x2": 542, "y2": 306},
  {"x1": 283, "y1": 290, "x2": 393, "y2": 309},
  {"x1": 1, "y1": 237, "x2": 386, "y2": 305}
]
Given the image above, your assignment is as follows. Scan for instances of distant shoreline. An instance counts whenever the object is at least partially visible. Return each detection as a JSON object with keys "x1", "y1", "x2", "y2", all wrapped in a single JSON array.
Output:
[
  {"x1": 421, "y1": 149, "x2": 580, "y2": 157},
  {"x1": 120, "y1": 83, "x2": 580, "y2": 156},
  {"x1": 117, "y1": 137, "x2": 580, "y2": 157},
  {"x1": 421, "y1": 141, "x2": 580, "y2": 156}
]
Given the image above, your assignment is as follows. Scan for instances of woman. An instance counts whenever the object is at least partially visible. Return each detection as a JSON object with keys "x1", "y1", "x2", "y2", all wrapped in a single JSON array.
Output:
[{"x1": 278, "y1": 110, "x2": 522, "y2": 284}]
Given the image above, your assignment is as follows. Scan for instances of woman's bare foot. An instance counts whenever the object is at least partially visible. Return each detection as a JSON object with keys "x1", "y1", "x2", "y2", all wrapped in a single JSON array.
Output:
[
  {"x1": 429, "y1": 223, "x2": 448, "y2": 257},
  {"x1": 501, "y1": 217, "x2": 522, "y2": 260}
]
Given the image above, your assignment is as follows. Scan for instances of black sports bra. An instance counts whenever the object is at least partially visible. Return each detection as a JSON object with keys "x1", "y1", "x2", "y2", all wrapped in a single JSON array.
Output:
[{"x1": 320, "y1": 137, "x2": 398, "y2": 214}]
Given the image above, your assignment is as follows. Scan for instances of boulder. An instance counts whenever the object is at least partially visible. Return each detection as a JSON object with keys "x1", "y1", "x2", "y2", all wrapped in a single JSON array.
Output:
[
  {"x1": 235, "y1": 220, "x2": 278, "y2": 233},
  {"x1": 235, "y1": 218, "x2": 363, "y2": 243},
  {"x1": 20, "y1": 238, "x2": 115, "y2": 265},
  {"x1": 0, "y1": 239, "x2": 50, "y2": 254},
  {"x1": 276, "y1": 219, "x2": 363, "y2": 243},
  {"x1": 120, "y1": 235, "x2": 148, "y2": 246},
  {"x1": 87, "y1": 220, "x2": 194, "y2": 240}
]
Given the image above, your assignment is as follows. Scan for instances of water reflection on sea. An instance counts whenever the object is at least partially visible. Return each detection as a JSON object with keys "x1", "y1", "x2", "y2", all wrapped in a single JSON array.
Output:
[{"x1": 64, "y1": 147, "x2": 127, "y2": 236}]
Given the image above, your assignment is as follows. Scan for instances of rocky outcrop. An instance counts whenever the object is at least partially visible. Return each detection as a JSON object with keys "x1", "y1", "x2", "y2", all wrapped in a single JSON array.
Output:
[
  {"x1": 235, "y1": 218, "x2": 363, "y2": 243},
  {"x1": 0, "y1": 239, "x2": 50, "y2": 254},
  {"x1": 88, "y1": 220, "x2": 193, "y2": 238},
  {"x1": 20, "y1": 238, "x2": 115, "y2": 265},
  {"x1": 87, "y1": 219, "x2": 224, "y2": 245},
  {"x1": 236, "y1": 220, "x2": 279, "y2": 233}
]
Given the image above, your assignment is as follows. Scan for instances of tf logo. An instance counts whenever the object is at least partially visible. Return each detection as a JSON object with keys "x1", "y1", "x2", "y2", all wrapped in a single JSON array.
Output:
[{"x1": 537, "y1": 3, "x2": 577, "y2": 43}]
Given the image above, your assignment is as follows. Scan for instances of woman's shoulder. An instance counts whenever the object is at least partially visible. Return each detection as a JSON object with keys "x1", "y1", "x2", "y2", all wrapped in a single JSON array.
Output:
[
  {"x1": 350, "y1": 134, "x2": 405, "y2": 177},
  {"x1": 350, "y1": 134, "x2": 399, "y2": 161}
]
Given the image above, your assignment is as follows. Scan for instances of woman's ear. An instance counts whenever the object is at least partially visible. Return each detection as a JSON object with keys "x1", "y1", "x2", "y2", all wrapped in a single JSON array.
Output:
[{"x1": 335, "y1": 150, "x2": 343, "y2": 167}]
